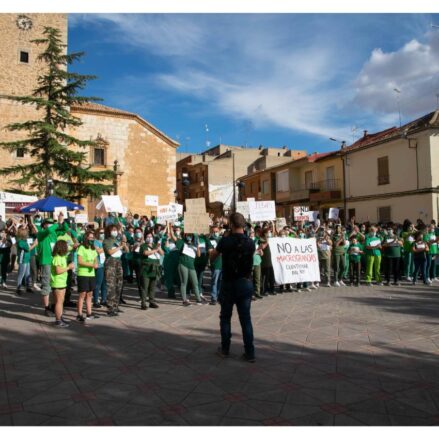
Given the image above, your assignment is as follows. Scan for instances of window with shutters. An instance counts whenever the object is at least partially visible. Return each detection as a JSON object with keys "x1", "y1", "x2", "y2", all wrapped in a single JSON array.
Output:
[
  {"x1": 93, "y1": 147, "x2": 105, "y2": 166},
  {"x1": 377, "y1": 156, "x2": 389, "y2": 185},
  {"x1": 304, "y1": 171, "x2": 313, "y2": 189},
  {"x1": 276, "y1": 169, "x2": 289, "y2": 192},
  {"x1": 262, "y1": 180, "x2": 270, "y2": 194},
  {"x1": 378, "y1": 206, "x2": 391, "y2": 223}
]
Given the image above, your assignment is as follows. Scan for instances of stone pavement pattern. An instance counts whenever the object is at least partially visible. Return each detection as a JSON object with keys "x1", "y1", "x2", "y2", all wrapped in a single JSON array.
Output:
[{"x1": 1, "y1": 278, "x2": 439, "y2": 426}]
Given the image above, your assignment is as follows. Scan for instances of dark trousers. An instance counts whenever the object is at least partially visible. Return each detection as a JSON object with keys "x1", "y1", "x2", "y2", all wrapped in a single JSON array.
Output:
[
  {"x1": 349, "y1": 260, "x2": 361, "y2": 285},
  {"x1": 132, "y1": 259, "x2": 144, "y2": 298},
  {"x1": 0, "y1": 249, "x2": 10, "y2": 283},
  {"x1": 219, "y1": 278, "x2": 255, "y2": 357},
  {"x1": 413, "y1": 256, "x2": 427, "y2": 283},
  {"x1": 384, "y1": 257, "x2": 400, "y2": 284},
  {"x1": 261, "y1": 266, "x2": 275, "y2": 294}
]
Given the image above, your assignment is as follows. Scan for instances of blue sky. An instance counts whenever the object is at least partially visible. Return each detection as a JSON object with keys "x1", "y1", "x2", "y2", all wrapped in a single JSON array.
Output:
[{"x1": 69, "y1": 13, "x2": 439, "y2": 154}]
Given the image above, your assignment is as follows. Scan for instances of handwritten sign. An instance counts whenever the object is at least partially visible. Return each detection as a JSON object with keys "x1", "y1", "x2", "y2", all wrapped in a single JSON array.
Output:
[
  {"x1": 293, "y1": 206, "x2": 310, "y2": 221},
  {"x1": 145, "y1": 195, "x2": 159, "y2": 207},
  {"x1": 276, "y1": 217, "x2": 287, "y2": 229},
  {"x1": 328, "y1": 207, "x2": 339, "y2": 220},
  {"x1": 183, "y1": 212, "x2": 211, "y2": 234},
  {"x1": 97, "y1": 195, "x2": 124, "y2": 214},
  {"x1": 236, "y1": 201, "x2": 250, "y2": 219},
  {"x1": 248, "y1": 200, "x2": 276, "y2": 222},
  {"x1": 185, "y1": 198, "x2": 206, "y2": 213},
  {"x1": 269, "y1": 237, "x2": 320, "y2": 284},
  {"x1": 75, "y1": 214, "x2": 89, "y2": 224},
  {"x1": 157, "y1": 204, "x2": 178, "y2": 224},
  {"x1": 54, "y1": 206, "x2": 67, "y2": 218}
]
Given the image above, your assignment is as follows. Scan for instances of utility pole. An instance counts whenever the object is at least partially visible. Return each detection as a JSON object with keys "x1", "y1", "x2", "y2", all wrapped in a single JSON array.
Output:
[{"x1": 232, "y1": 152, "x2": 236, "y2": 213}]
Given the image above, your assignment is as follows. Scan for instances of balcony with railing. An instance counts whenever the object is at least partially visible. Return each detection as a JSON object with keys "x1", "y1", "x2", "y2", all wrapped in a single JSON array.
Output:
[
  {"x1": 309, "y1": 178, "x2": 342, "y2": 202},
  {"x1": 288, "y1": 182, "x2": 320, "y2": 202}
]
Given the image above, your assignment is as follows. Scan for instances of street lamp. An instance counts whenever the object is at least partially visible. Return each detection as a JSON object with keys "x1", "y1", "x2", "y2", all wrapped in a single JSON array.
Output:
[
  {"x1": 46, "y1": 178, "x2": 54, "y2": 197},
  {"x1": 329, "y1": 137, "x2": 347, "y2": 224}
]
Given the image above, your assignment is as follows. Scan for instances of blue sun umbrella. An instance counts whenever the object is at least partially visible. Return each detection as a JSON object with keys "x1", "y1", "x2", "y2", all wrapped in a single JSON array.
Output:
[{"x1": 20, "y1": 195, "x2": 84, "y2": 213}]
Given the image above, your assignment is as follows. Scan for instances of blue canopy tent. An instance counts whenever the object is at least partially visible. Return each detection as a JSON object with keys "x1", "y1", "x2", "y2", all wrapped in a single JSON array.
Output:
[{"x1": 20, "y1": 195, "x2": 84, "y2": 213}]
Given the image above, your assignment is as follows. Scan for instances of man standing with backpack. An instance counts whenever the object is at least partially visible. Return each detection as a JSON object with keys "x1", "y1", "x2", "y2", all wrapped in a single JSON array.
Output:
[{"x1": 209, "y1": 212, "x2": 256, "y2": 362}]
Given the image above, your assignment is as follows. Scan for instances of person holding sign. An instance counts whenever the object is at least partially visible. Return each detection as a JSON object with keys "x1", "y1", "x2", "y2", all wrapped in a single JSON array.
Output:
[
  {"x1": 382, "y1": 227, "x2": 403, "y2": 286},
  {"x1": 364, "y1": 226, "x2": 383, "y2": 286},
  {"x1": 93, "y1": 228, "x2": 107, "y2": 308},
  {"x1": 15, "y1": 227, "x2": 38, "y2": 295},
  {"x1": 402, "y1": 221, "x2": 416, "y2": 281},
  {"x1": 210, "y1": 213, "x2": 256, "y2": 363},
  {"x1": 139, "y1": 232, "x2": 164, "y2": 310},
  {"x1": 208, "y1": 225, "x2": 222, "y2": 305},
  {"x1": 103, "y1": 225, "x2": 129, "y2": 316},
  {"x1": 423, "y1": 224, "x2": 437, "y2": 284},
  {"x1": 76, "y1": 232, "x2": 99, "y2": 322},
  {"x1": 130, "y1": 227, "x2": 145, "y2": 300},
  {"x1": 348, "y1": 237, "x2": 363, "y2": 287},
  {"x1": 176, "y1": 233, "x2": 205, "y2": 306},
  {"x1": 412, "y1": 232, "x2": 429, "y2": 285},
  {"x1": 332, "y1": 225, "x2": 347, "y2": 287},
  {"x1": 164, "y1": 223, "x2": 182, "y2": 299},
  {"x1": 317, "y1": 228, "x2": 332, "y2": 287}
]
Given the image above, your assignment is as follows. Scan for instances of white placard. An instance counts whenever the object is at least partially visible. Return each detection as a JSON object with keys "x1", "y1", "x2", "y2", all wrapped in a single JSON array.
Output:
[
  {"x1": 148, "y1": 252, "x2": 161, "y2": 260},
  {"x1": 145, "y1": 195, "x2": 159, "y2": 207},
  {"x1": 236, "y1": 201, "x2": 250, "y2": 219},
  {"x1": 276, "y1": 218, "x2": 287, "y2": 229},
  {"x1": 248, "y1": 200, "x2": 276, "y2": 222},
  {"x1": 54, "y1": 206, "x2": 67, "y2": 219},
  {"x1": 247, "y1": 197, "x2": 255, "y2": 202},
  {"x1": 27, "y1": 238, "x2": 33, "y2": 245},
  {"x1": 112, "y1": 249, "x2": 122, "y2": 258},
  {"x1": 0, "y1": 202, "x2": 5, "y2": 220},
  {"x1": 269, "y1": 237, "x2": 320, "y2": 284},
  {"x1": 75, "y1": 214, "x2": 88, "y2": 224},
  {"x1": 11, "y1": 237, "x2": 16, "y2": 245},
  {"x1": 98, "y1": 195, "x2": 124, "y2": 214},
  {"x1": 328, "y1": 207, "x2": 339, "y2": 220},
  {"x1": 170, "y1": 203, "x2": 183, "y2": 215},
  {"x1": 407, "y1": 236, "x2": 415, "y2": 242},
  {"x1": 210, "y1": 240, "x2": 217, "y2": 249},
  {"x1": 182, "y1": 244, "x2": 196, "y2": 258},
  {"x1": 306, "y1": 211, "x2": 319, "y2": 222},
  {"x1": 369, "y1": 239, "x2": 381, "y2": 247},
  {"x1": 293, "y1": 206, "x2": 309, "y2": 221},
  {"x1": 157, "y1": 204, "x2": 178, "y2": 224}
]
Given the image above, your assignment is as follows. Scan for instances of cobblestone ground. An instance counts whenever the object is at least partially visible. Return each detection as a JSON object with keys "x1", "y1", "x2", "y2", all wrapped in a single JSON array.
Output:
[{"x1": 1, "y1": 275, "x2": 439, "y2": 426}]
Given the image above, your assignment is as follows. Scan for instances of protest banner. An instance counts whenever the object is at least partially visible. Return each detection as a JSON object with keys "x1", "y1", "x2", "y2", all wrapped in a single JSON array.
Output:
[
  {"x1": 54, "y1": 206, "x2": 67, "y2": 218},
  {"x1": 236, "y1": 201, "x2": 250, "y2": 219},
  {"x1": 185, "y1": 198, "x2": 206, "y2": 213},
  {"x1": 293, "y1": 206, "x2": 310, "y2": 221},
  {"x1": 145, "y1": 195, "x2": 159, "y2": 207},
  {"x1": 269, "y1": 237, "x2": 320, "y2": 284},
  {"x1": 157, "y1": 204, "x2": 178, "y2": 224},
  {"x1": 328, "y1": 207, "x2": 339, "y2": 220},
  {"x1": 75, "y1": 213, "x2": 89, "y2": 224},
  {"x1": 248, "y1": 200, "x2": 276, "y2": 222},
  {"x1": 276, "y1": 217, "x2": 287, "y2": 229},
  {"x1": 97, "y1": 195, "x2": 124, "y2": 213},
  {"x1": 247, "y1": 197, "x2": 255, "y2": 202},
  {"x1": 183, "y1": 212, "x2": 211, "y2": 234}
]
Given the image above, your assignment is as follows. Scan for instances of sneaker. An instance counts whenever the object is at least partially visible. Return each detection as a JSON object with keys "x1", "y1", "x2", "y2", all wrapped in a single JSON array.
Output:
[
  {"x1": 339, "y1": 280, "x2": 346, "y2": 287},
  {"x1": 16, "y1": 288, "x2": 23, "y2": 296},
  {"x1": 102, "y1": 302, "x2": 108, "y2": 307},
  {"x1": 406, "y1": 277, "x2": 413, "y2": 282},
  {"x1": 55, "y1": 320, "x2": 69, "y2": 328},
  {"x1": 326, "y1": 283, "x2": 331, "y2": 287},
  {"x1": 76, "y1": 315, "x2": 86, "y2": 323},
  {"x1": 365, "y1": 282, "x2": 372, "y2": 287},
  {"x1": 141, "y1": 303, "x2": 148, "y2": 310},
  {"x1": 61, "y1": 315, "x2": 70, "y2": 324},
  {"x1": 427, "y1": 279, "x2": 433, "y2": 285},
  {"x1": 196, "y1": 301, "x2": 203, "y2": 305},
  {"x1": 33, "y1": 283, "x2": 41, "y2": 292},
  {"x1": 149, "y1": 302, "x2": 159, "y2": 309},
  {"x1": 86, "y1": 313, "x2": 100, "y2": 320},
  {"x1": 107, "y1": 310, "x2": 118, "y2": 317},
  {"x1": 392, "y1": 282, "x2": 401, "y2": 286},
  {"x1": 303, "y1": 287, "x2": 311, "y2": 292},
  {"x1": 216, "y1": 347, "x2": 229, "y2": 358},
  {"x1": 314, "y1": 283, "x2": 320, "y2": 288},
  {"x1": 334, "y1": 281, "x2": 340, "y2": 287},
  {"x1": 26, "y1": 287, "x2": 33, "y2": 293},
  {"x1": 119, "y1": 298, "x2": 127, "y2": 305},
  {"x1": 1, "y1": 282, "x2": 7, "y2": 289},
  {"x1": 44, "y1": 306, "x2": 53, "y2": 317},
  {"x1": 93, "y1": 303, "x2": 102, "y2": 309},
  {"x1": 376, "y1": 282, "x2": 384, "y2": 286},
  {"x1": 309, "y1": 284, "x2": 317, "y2": 290},
  {"x1": 241, "y1": 353, "x2": 256, "y2": 363},
  {"x1": 182, "y1": 301, "x2": 191, "y2": 307},
  {"x1": 209, "y1": 300, "x2": 217, "y2": 305}
]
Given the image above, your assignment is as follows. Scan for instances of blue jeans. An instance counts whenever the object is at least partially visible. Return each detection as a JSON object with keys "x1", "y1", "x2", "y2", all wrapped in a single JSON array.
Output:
[
  {"x1": 211, "y1": 268, "x2": 222, "y2": 302},
  {"x1": 93, "y1": 267, "x2": 107, "y2": 304},
  {"x1": 17, "y1": 263, "x2": 31, "y2": 289},
  {"x1": 219, "y1": 278, "x2": 255, "y2": 357}
]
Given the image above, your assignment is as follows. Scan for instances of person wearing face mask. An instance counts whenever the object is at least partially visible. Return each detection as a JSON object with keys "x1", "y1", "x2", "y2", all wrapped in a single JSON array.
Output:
[
  {"x1": 76, "y1": 232, "x2": 99, "y2": 322},
  {"x1": 423, "y1": 225, "x2": 437, "y2": 284},
  {"x1": 412, "y1": 232, "x2": 429, "y2": 285},
  {"x1": 364, "y1": 226, "x2": 383, "y2": 286},
  {"x1": 260, "y1": 226, "x2": 276, "y2": 296},
  {"x1": 193, "y1": 232, "x2": 209, "y2": 298},
  {"x1": 164, "y1": 223, "x2": 182, "y2": 299},
  {"x1": 208, "y1": 225, "x2": 222, "y2": 305},
  {"x1": 139, "y1": 232, "x2": 164, "y2": 310},
  {"x1": 176, "y1": 233, "x2": 204, "y2": 306},
  {"x1": 93, "y1": 228, "x2": 107, "y2": 308},
  {"x1": 332, "y1": 225, "x2": 346, "y2": 287},
  {"x1": 122, "y1": 226, "x2": 135, "y2": 284},
  {"x1": 382, "y1": 228, "x2": 403, "y2": 286},
  {"x1": 250, "y1": 228, "x2": 264, "y2": 299},
  {"x1": 103, "y1": 225, "x2": 129, "y2": 316},
  {"x1": 0, "y1": 229, "x2": 12, "y2": 288},
  {"x1": 130, "y1": 227, "x2": 145, "y2": 300},
  {"x1": 317, "y1": 229, "x2": 332, "y2": 287},
  {"x1": 402, "y1": 221, "x2": 416, "y2": 281},
  {"x1": 15, "y1": 226, "x2": 38, "y2": 295}
]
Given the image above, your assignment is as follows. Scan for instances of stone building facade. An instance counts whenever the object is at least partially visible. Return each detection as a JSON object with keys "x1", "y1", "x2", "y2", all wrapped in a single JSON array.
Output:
[{"x1": 0, "y1": 13, "x2": 178, "y2": 217}]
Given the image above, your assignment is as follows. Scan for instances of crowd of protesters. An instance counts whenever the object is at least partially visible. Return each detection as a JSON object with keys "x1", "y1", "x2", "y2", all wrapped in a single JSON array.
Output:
[{"x1": 0, "y1": 210, "x2": 437, "y2": 329}]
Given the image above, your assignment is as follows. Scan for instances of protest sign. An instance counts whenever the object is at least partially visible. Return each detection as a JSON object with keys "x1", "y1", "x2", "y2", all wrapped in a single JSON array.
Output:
[
  {"x1": 293, "y1": 206, "x2": 310, "y2": 221},
  {"x1": 157, "y1": 204, "x2": 178, "y2": 224},
  {"x1": 328, "y1": 207, "x2": 339, "y2": 220},
  {"x1": 276, "y1": 217, "x2": 287, "y2": 229},
  {"x1": 54, "y1": 206, "x2": 67, "y2": 219},
  {"x1": 248, "y1": 200, "x2": 276, "y2": 222},
  {"x1": 0, "y1": 202, "x2": 5, "y2": 220},
  {"x1": 185, "y1": 198, "x2": 206, "y2": 213},
  {"x1": 183, "y1": 212, "x2": 211, "y2": 234},
  {"x1": 306, "y1": 211, "x2": 319, "y2": 222},
  {"x1": 145, "y1": 195, "x2": 159, "y2": 207},
  {"x1": 269, "y1": 237, "x2": 320, "y2": 284},
  {"x1": 247, "y1": 197, "x2": 255, "y2": 202},
  {"x1": 75, "y1": 213, "x2": 88, "y2": 224},
  {"x1": 236, "y1": 201, "x2": 250, "y2": 219},
  {"x1": 170, "y1": 203, "x2": 183, "y2": 215},
  {"x1": 97, "y1": 195, "x2": 124, "y2": 213}
]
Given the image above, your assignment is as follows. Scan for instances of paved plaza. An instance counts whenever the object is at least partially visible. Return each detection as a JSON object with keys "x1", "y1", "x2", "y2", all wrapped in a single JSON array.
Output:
[{"x1": 1, "y1": 278, "x2": 439, "y2": 426}]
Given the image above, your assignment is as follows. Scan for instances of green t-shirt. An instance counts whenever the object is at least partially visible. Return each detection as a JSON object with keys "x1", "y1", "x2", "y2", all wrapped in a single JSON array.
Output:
[
  {"x1": 140, "y1": 243, "x2": 161, "y2": 278},
  {"x1": 333, "y1": 233, "x2": 346, "y2": 255},
  {"x1": 37, "y1": 222, "x2": 67, "y2": 266},
  {"x1": 17, "y1": 239, "x2": 31, "y2": 264},
  {"x1": 402, "y1": 231, "x2": 415, "y2": 252},
  {"x1": 364, "y1": 235, "x2": 382, "y2": 256},
  {"x1": 50, "y1": 255, "x2": 68, "y2": 289},
  {"x1": 383, "y1": 238, "x2": 402, "y2": 258},
  {"x1": 77, "y1": 245, "x2": 98, "y2": 277},
  {"x1": 103, "y1": 237, "x2": 122, "y2": 259},
  {"x1": 424, "y1": 233, "x2": 438, "y2": 255},
  {"x1": 348, "y1": 243, "x2": 362, "y2": 262},
  {"x1": 57, "y1": 232, "x2": 74, "y2": 254},
  {"x1": 176, "y1": 239, "x2": 197, "y2": 269}
]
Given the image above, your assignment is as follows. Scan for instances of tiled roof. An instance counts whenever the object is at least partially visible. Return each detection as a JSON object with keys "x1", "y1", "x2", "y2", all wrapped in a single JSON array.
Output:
[{"x1": 70, "y1": 102, "x2": 179, "y2": 147}]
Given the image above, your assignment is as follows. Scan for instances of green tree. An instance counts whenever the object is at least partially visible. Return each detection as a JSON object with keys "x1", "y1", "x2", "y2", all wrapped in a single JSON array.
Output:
[{"x1": 0, "y1": 26, "x2": 115, "y2": 201}]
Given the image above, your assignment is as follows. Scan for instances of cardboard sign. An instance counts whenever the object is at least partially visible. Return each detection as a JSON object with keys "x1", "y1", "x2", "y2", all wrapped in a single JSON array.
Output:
[
  {"x1": 328, "y1": 207, "x2": 339, "y2": 220},
  {"x1": 170, "y1": 203, "x2": 184, "y2": 215},
  {"x1": 276, "y1": 218, "x2": 287, "y2": 229},
  {"x1": 185, "y1": 198, "x2": 206, "y2": 213},
  {"x1": 54, "y1": 206, "x2": 67, "y2": 219},
  {"x1": 157, "y1": 204, "x2": 179, "y2": 224},
  {"x1": 75, "y1": 214, "x2": 89, "y2": 224},
  {"x1": 98, "y1": 195, "x2": 124, "y2": 214},
  {"x1": 236, "y1": 201, "x2": 250, "y2": 219},
  {"x1": 183, "y1": 212, "x2": 211, "y2": 234},
  {"x1": 293, "y1": 206, "x2": 309, "y2": 221},
  {"x1": 248, "y1": 200, "x2": 276, "y2": 222},
  {"x1": 269, "y1": 237, "x2": 320, "y2": 284},
  {"x1": 145, "y1": 195, "x2": 159, "y2": 207}
]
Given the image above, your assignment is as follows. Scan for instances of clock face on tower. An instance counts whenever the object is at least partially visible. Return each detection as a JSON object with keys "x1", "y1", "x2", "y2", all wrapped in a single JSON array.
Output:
[{"x1": 16, "y1": 15, "x2": 33, "y2": 31}]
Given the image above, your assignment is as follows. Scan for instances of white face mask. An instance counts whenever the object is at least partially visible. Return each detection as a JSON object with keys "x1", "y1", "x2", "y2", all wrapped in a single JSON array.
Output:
[
  {"x1": 146, "y1": 237, "x2": 153, "y2": 244},
  {"x1": 111, "y1": 231, "x2": 118, "y2": 238}
]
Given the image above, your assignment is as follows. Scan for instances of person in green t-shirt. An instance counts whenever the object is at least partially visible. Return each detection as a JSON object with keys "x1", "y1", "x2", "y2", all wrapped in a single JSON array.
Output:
[
  {"x1": 208, "y1": 224, "x2": 223, "y2": 304},
  {"x1": 382, "y1": 227, "x2": 403, "y2": 286},
  {"x1": 423, "y1": 224, "x2": 437, "y2": 283},
  {"x1": 364, "y1": 226, "x2": 383, "y2": 286},
  {"x1": 76, "y1": 231, "x2": 99, "y2": 322},
  {"x1": 332, "y1": 225, "x2": 346, "y2": 287},
  {"x1": 250, "y1": 227, "x2": 264, "y2": 298},
  {"x1": 51, "y1": 240, "x2": 75, "y2": 328},
  {"x1": 401, "y1": 221, "x2": 416, "y2": 280},
  {"x1": 16, "y1": 227, "x2": 38, "y2": 295},
  {"x1": 412, "y1": 232, "x2": 429, "y2": 285},
  {"x1": 163, "y1": 223, "x2": 181, "y2": 299},
  {"x1": 348, "y1": 237, "x2": 363, "y2": 286}
]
